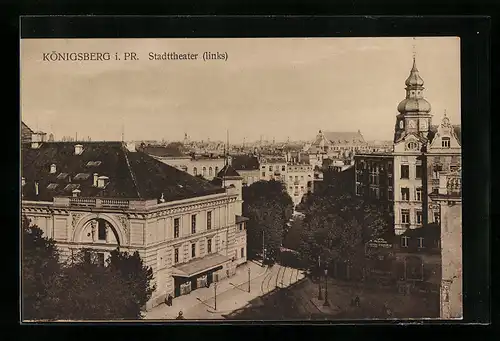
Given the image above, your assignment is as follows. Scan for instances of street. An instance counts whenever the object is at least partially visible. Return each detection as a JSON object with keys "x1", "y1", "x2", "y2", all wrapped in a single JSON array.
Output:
[{"x1": 144, "y1": 262, "x2": 305, "y2": 320}]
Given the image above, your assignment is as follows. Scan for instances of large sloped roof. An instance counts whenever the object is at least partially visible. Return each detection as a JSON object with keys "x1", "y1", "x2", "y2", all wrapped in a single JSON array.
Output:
[
  {"x1": 231, "y1": 155, "x2": 259, "y2": 170},
  {"x1": 21, "y1": 122, "x2": 34, "y2": 142},
  {"x1": 323, "y1": 131, "x2": 366, "y2": 145},
  {"x1": 21, "y1": 142, "x2": 224, "y2": 202}
]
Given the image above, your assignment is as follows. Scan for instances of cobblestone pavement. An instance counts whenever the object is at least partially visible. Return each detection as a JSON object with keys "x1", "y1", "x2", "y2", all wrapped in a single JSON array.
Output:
[{"x1": 143, "y1": 262, "x2": 305, "y2": 320}]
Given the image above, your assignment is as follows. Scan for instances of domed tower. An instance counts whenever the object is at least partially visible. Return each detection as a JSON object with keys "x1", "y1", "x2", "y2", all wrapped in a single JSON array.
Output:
[{"x1": 394, "y1": 57, "x2": 433, "y2": 143}]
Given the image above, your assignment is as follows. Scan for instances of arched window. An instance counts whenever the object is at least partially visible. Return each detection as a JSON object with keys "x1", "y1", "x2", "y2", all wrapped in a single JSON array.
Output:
[
  {"x1": 215, "y1": 166, "x2": 219, "y2": 174},
  {"x1": 202, "y1": 167, "x2": 207, "y2": 176},
  {"x1": 209, "y1": 167, "x2": 213, "y2": 176},
  {"x1": 193, "y1": 167, "x2": 198, "y2": 176}
]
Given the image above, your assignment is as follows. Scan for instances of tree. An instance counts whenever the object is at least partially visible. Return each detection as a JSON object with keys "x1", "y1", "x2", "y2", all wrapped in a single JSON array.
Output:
[
  {"x1": 107, "y1": 249, "x2": 156, "y2": 314},
  {"x1": 22, "y1": 216, "x2": 62, "y2": 320},
  {"x1": 57, "y1": 249, "x2": 138, "y2": 320},
  {"x1": 243, "y1": 180, "x2": 293, "y2": 262},
  {"x1": 297, "y1": 170, "x2": 393, "y2": 278}
]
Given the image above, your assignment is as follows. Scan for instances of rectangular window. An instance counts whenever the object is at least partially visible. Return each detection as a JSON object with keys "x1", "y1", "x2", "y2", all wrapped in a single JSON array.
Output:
[
  {"x1": 207, "y1": 239, "x2": 212, "y2": 254},
  {"x1": 98, "y1": 220, "x2": 106, "y2": 241},
  {"x1": 239, "y1": 223, "x2": 243, "y2": 231},
  {"x1": 418, "y1": 237, "x2": 424, "y2": 248},
  {"x1": 416, "y1": 188, "x2": 423, "y2": 201},
  {"x1": 416, "y1": 211, "x2": 423, "y2": 225},
  {"x1": 388, "y1": 162, "x2": 393, "y2": 174},
  {"x1": 401, "y1": 236, "x2": 409, "y2": 248},
  {"x1": 97, "y1": 252, "x2": 105, "y2": 266},
  {"x1": 442, "y1": 137, "x2": 451, "y2": 148},
  {"x1": 191, "y1": 243, "x2": 196, "y2": 258},
  {"x1": 356, "y1": 185, "x2": 362, "y2": 196},
  {"x1": 401, "y1": 209, "x2": 410, "y2": 224},
  {"x1": 434, "y1": 211, "x2": 440, "y2": 223},
  {"x1": 269, "y1": 166, "x2": 273, "y2": 171},
  {"x1": 401, "y1": 187, "x2": 410, "y2": 201},
  {"x1": 400, "y1": 165, "x2": 410, "y2": 179},
  {"x1": 191, "y1": 214, "x2": 197, "y2": 234},
  {"x1": 241, "y1": 247, "x2": 244, "y2": 258},
  {"x1": 282, "y1": 166, "x2": 286, "y2": 171},
  {"x1": 388, "y1": 188, "x2": 393, "y2": 200},
  {"x1": 262, "y1": 172, "x2": 266, "y2": 177},
  {"x1": 415, "y1": 165, "x2": 422, "y2": 179},
  {"x1": 174, "y1": 218, "x2": 180, "y2": 238},
  {"x1": 174, "y1": 248, "x2": 179, "y2": 264},
  {"x1": 207, "y1": 211, "x2": 212, "y2": 230}
]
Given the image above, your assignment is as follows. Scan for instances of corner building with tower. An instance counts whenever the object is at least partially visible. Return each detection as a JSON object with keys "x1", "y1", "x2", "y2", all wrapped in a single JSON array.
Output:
[{"x1": 355, "y1": 56, "x2": 461, "y2": 235}]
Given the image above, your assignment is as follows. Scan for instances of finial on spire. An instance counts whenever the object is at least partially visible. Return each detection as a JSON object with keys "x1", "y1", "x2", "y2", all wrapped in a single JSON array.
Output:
[
  {"x1": 412, "y1": 37, "x2": 417, "y2": 59},
  {"x1": 444, "y1": 109, "x2": 447, "y2": 117}
]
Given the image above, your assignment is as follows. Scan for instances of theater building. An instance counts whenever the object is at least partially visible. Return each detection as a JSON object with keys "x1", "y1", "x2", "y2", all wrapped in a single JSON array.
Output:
[{"x1": 21, "y1": 140, "x2": 248, "y2": 310}]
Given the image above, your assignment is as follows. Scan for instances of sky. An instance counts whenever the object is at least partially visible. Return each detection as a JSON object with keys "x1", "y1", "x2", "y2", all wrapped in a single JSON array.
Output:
[{"x1": 20, "y1": 37, "x2": 461, "y2": 143}]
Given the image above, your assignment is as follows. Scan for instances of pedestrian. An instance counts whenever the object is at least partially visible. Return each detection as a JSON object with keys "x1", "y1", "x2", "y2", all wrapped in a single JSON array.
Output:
[
  {"x1": 175, "y1": 311, "x2": 185, "y2": 320},
  {"x1": 354, "y1": 296, "x2": 361, "y2": 307}
]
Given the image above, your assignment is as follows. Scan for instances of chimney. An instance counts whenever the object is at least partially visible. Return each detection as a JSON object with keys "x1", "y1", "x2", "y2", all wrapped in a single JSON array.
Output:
[
  {"x1": 159, "y1": 193, "x2": 165, "y2": 203},
  {"x1": 35, "y1": 181, "x2": 39, "y2": 196},
  {"x1": 93, "y1": 173, "x2": 99, "y2": 187},
  {"x1": 72, "y1": 189, "x2": 81, "y2": 197},
  {"x1": 74, "y1": 144, "x2": 84, "y2": 155},
  {"x1": 50, "y1": 164, "x2": 57, "y2": 174}
]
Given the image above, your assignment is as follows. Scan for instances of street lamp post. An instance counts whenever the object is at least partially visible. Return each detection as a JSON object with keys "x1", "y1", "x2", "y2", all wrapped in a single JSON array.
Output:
[
  {"x1": 323, "y1": 265, "x2": 330, "y2": 307},
  {"x1": 318, "y1": 255, "x2": 323, "y2": 300},
  {"x1": 214, "y1": 282, "x2": 217, "y2": 311},
  {"x1": 248, "y1": 267, "x2": 251, "y2": 293}
]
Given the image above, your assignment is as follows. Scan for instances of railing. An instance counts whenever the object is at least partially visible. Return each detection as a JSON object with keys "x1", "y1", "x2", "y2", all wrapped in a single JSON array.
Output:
[
  {"x1": 69, "y1": 197, "x2": 130, "y2": 209},
  {"x1": 101, "y1": 199, "x2": 130, "y2": 209},
  {"x1": 70, "y1": 197, "x2": 96, "y2": 207}
]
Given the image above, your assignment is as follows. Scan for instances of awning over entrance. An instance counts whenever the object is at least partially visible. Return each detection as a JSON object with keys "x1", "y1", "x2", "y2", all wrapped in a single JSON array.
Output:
[
  {"x1": 172, "y1": 253, "x2": 231, "y2": 278},
  {"x1": 235, "y1": 215, "x2": 249, "y2": 224}
]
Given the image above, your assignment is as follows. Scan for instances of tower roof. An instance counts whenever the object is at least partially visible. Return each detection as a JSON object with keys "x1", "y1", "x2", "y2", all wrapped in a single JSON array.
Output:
[
  {"x1": 216, "y1": 164, "x2": 241, "y2": 178},
  {"x1": 405, "y1": 58, "x2": 425, "y2": 87},
  {"x1": 397, "y1": 57, "x2": 432, "y2": 114}
]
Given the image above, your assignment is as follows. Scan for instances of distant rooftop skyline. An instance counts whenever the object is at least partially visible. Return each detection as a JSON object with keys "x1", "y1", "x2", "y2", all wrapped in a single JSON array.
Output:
[{"x1": 21, "y1": 37, "x2": 460, "y2": 142}]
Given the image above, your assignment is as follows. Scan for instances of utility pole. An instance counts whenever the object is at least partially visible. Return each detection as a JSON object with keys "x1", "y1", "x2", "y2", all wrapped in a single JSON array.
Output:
[
  {"x1": 214, "y1": 281, "x2": 217, "y2": 311},
  {"x1": 248, "y1": 267, "x2": 251, "y2": 293},
  {"x1": 262, "y1": 230, "x2": 265, "y2": 266},
  {"x1": 318, "y1": 255, "x2": 323, "y2": 300}
]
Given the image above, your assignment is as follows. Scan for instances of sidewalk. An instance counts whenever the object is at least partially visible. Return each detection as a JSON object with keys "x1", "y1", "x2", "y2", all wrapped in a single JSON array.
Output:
[{"x1": 144, "y1": 260, "x2": 269, "y2": 320}]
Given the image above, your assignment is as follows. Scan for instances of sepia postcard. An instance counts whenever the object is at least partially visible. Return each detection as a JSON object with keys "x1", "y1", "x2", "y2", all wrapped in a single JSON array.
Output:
[{"x1": 20, "y1": 37, "x2": 462, "y2": 322}]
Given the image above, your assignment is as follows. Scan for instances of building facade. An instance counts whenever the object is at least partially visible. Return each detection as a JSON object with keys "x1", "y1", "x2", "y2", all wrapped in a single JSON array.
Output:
[
  {"x1": 149, "y1": 155, "x2": 226, "y2": 181},
  {"x1": 430, "y1": 169, "x2": 462, "y2": 319},
  {"x1": 354, "y1": 57, "x2": 461, "y2": 237},
  {"x1": 354, "y1": 154, "x2": 394, "y2": 202},
  {"x1": 21, "y1": 141, "x2": 247, "y2": 310}
]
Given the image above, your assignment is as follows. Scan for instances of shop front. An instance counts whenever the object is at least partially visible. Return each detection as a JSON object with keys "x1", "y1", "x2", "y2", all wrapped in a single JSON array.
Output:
[{"x1": 172, "y1": 253, "x2": 231, "y2": 298}]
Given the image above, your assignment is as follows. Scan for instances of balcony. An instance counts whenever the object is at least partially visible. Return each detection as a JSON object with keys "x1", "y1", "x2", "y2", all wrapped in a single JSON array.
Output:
[
  {"x1": 446, "y1": 173, "x2": 461, "y2": 196},
  {"x1": 69, "y1": 197, "x2": 131, "y2": 209}
]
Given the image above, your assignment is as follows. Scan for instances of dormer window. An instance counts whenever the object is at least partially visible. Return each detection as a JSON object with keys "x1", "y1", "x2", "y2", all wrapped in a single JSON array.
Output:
[
  {"x1": 74, "y1": 144, "x2": 84, "y2": 155},
  {"x1": 442, "y1": 137, "x2": 451, "y2": 148},
  {"x1": 50, "y1": 164, "x2": 57, "y2": 174},
  {"x1": 97, "y1": 176, "x2": 109, "y2": 189}
]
